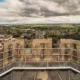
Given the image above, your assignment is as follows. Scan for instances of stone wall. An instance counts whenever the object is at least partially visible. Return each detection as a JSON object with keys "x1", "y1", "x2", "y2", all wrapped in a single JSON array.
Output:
[
  {"x1": 32, "y1": 38, "x2": 52, "y2": 61},
  {"x1": 0, "y1": 38, "x2": 24, "y2": 67},
  {"x1": 59, "y1": 39, "x2": 80, "y2": 63}
]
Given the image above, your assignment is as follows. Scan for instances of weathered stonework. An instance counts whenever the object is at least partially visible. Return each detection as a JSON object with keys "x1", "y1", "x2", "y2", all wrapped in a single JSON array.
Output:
[
  {"x1": 32, "y1": 38, "x2": 52, "y2": 61},
  {"x1": 0, "y1": 37, "x2": 24, "y2": 67},
  {"x1": 60, "y1": 39, "x2": 80, "y2": 63}
]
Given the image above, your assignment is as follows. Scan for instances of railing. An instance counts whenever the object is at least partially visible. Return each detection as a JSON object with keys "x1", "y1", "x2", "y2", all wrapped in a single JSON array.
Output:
[{"x1": 0, "y1": 48, "x2": 80, "y2": 75}]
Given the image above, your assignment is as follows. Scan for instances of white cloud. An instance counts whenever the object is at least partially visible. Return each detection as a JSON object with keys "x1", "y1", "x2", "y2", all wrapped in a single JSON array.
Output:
[{"x1": 0, "y1": 0, "x2": 80, "y2": 24}]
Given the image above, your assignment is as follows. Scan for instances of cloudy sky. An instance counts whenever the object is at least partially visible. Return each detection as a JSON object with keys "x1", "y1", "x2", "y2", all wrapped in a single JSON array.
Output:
[{"x1": 0, "y1": 0, "x2": 80, "y2": 24}]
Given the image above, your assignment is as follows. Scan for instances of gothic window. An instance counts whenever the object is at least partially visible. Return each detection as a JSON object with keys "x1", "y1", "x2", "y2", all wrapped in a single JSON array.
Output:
[
  {"x1": 73, "y1": 44, "x2": 77, "y2": 61},
  {"x1": 8, "y1": 44, "x2": 13, "y2": 60},
  {"x1": 0, "y1": 43, "x2": 3, "y2": 60},
  {"x1": 40, "y1": 43, "x2": 45, "y2": 59},
  {"x1": 16, "y1": 43, "x2": 21, "y2": 53},
  {"x1": 64, "y1": 44, "x2": 68, "y2": 54}
]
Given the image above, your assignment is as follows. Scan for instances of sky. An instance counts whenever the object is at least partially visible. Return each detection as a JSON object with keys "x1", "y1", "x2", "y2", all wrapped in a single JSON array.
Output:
[
  {"x1": 0, "y1": 0, "x2": 80, "y2": 24},
  {"x1": 0, "y1": 0, "x2": 4, "y2": 2}
]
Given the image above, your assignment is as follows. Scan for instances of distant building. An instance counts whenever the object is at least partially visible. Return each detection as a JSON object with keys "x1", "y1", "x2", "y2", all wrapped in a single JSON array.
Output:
[{"x1": 35, "y1": 31, "x2": 45, "y2": 39}]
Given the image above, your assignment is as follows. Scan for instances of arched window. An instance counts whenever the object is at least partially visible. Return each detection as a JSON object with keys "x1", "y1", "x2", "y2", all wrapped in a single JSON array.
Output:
[
  {"x1": 8, "y1": 44, "x2": 13, "y2": 60},
  {"x1": 0, "y1": 43, "x2": 3, "y2": 67},
  {"x1": 40, "y1": 43, "x2": 45, "y2": 59},
  {"x1": 64, "y1": 44, "x2": 68, "y2": 54},
  {"x1": 0, "y1": 43, "x2": 3, "y2": 59},
  {"x1": 16, "y1": 43, "x2": 21, "y2": 54},
  {"x1": 73, "y1": 44, "x2": 77, "y2": 61}
]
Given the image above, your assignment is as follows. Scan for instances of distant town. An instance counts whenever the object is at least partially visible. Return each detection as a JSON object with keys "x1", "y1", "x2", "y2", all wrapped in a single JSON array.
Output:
[{"x1": 0, "y1": 24, "x2": 80, "y2": 48}]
